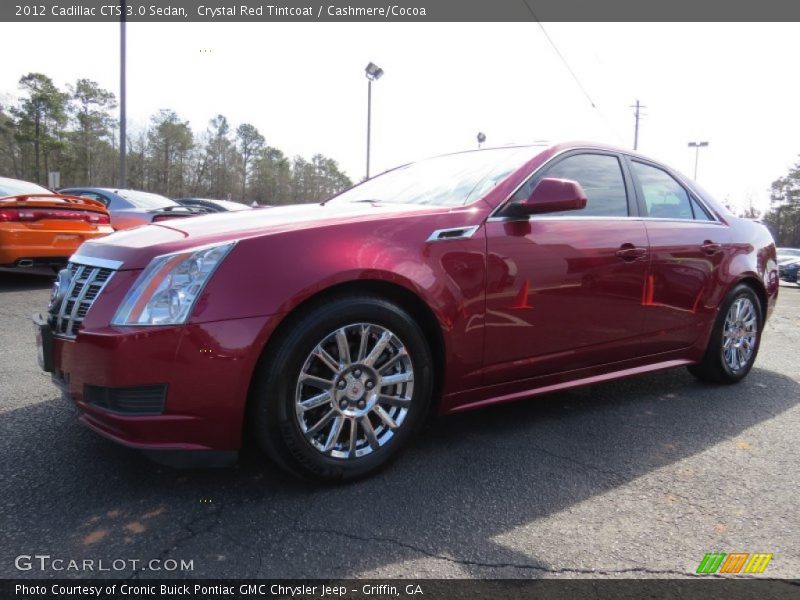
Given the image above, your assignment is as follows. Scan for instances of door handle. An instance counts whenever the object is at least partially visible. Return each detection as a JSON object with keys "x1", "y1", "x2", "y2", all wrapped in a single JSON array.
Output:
[
  {"x1": 701, "y1": 241, "x2": 722, "y2": 255},
  {"x1": 616, "y1": 244, "x2": 648, "y2": 261}
]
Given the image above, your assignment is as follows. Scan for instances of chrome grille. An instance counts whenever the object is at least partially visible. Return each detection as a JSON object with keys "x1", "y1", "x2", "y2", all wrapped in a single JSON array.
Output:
[{"x1": 52, "y1": 262, "x2": 116, "y2": 338}]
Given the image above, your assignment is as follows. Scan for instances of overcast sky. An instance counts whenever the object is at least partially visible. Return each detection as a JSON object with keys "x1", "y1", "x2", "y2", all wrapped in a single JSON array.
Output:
[{"x1": 1, "y1": 22, "x2": 798, "y2": 211}]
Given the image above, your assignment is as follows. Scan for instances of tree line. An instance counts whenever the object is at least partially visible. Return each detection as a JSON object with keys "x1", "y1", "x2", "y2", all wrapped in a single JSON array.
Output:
[
  {"x1": 764, "y1": 160, "x2": 800, "y2": 247},
  {"x1": 0, "y1": 73, "x2": 352, "y2": 204}
]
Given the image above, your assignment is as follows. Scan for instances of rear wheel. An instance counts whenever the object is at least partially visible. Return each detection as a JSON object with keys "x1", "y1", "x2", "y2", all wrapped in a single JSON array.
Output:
[
  {"x1": 688, "y1": 284, "x2": 762, "y2": 384},
  {"x1": 251, "y1": 295, "x2": 433, "y2": 482}
]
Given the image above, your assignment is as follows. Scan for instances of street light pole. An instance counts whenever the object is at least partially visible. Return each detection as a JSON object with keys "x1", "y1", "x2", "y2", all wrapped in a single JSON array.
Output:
[
  {"x1": 366, "y1": 78, "x2": 372, "y2": 179},
  {"x1": 119, "y1": 0, "x2": 127, "y2": 188},
  {"x1": 364, "y1": 62, "x2": 384, "y2": 180},
  {"x1": 688, "y1": 141, "x2": 709, "y2": 180}
]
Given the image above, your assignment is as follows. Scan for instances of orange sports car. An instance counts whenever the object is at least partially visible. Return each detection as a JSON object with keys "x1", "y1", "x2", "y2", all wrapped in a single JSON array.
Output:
[{"x1": 0, "y1": 176, "x2": 113, "y2": 269}]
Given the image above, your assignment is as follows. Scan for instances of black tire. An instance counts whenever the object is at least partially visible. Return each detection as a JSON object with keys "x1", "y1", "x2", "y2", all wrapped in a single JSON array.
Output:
[
  {"x1": 250, "y1": 294, "x2": 433, "y2": 482},
  {"x1": 687, "y1": 283, "x2": 763, "y2": 384}
]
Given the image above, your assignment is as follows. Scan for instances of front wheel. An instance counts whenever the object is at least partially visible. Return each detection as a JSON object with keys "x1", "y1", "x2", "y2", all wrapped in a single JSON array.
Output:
[
  {"x1": 250, "y1": 295, "x2": 433, "y2": 482},
  {"x1": 688, "y1": 284, "x2": 762, "y2": 384}
]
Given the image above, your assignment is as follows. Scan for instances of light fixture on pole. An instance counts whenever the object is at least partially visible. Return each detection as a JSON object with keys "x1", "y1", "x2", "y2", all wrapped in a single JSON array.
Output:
[
  {"x1": 364, "y1": 62, "x2": 384, "y2": 180},
  {"x1": 688, "y1": 141, "x2": 709, "y2": 180},
  {"x1": 477, "y1": 132, "x2": 486, "y2": 148}
]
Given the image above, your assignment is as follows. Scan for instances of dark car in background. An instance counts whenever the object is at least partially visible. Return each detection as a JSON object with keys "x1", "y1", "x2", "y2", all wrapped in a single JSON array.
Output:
[
  {"x1": 59, "y1": 187, "x2": 197, "y2": 230},
  {"x1": 176, "y1": 198, "x2": 252, "y2": 214},
  {"x1": 778, "y1": 257, "x2": 800, "y2": 283},
  {"x1": 777, "y1": 247, "x2": 800, "y2": 265}
]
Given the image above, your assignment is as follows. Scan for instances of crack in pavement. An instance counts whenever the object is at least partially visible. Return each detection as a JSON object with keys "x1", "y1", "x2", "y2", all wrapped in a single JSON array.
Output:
[
  {"x1": 127, "y1": 443, "x2": 748, "y2": 579},
  {"x1": 127, "y1": 491, "x2": 289, "y2": 579},
  {"x1": 289, "y1": 523, "x2": 777, "y2": 579}
]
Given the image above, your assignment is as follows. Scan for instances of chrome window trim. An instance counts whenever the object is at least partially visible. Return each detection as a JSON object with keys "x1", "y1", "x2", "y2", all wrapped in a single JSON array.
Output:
[
  {"x1": 639, "y1": 217, "x2": 724, "y2": 225},
  {"x1": 488, "y1": 215, "x2": 632, "y2": 223},
  {"x1": 426, "y1": 225, "x2": 481, "y2": 242},
  {"x1": 69, "y1": 255, "x2": 124, "y2": 270},
  {"x1": 486, "y1": 215, "x2": 726, "y2": 225}
]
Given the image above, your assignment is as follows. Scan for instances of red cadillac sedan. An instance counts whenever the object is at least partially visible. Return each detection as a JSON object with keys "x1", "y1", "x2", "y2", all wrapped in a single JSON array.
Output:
[{"x1": 35, "y1": 143, "x2": 779, "y2": 481}]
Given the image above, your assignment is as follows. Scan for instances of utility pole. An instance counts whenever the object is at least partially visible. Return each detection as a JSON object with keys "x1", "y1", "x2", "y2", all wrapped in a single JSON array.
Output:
[
  {"x1": 688, "y1": 141, "x2": 709, "y2": 180},
  {"x1": 630, "y1": 99, "x2": 645, "y2": 151}
]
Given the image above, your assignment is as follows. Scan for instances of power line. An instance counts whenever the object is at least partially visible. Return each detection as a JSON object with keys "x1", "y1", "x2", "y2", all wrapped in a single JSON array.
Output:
[
  {"x1": 521, "y1": 1, "x2": 624, "y2": 144},
  {"x1": 521, "y1": 0, "x2": 596, "y2": 109}
]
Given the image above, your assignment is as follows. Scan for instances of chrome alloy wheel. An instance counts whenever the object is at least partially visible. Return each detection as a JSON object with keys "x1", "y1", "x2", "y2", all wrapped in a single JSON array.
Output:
[
  {"x1": 294, "y1": 323, "x2": 414, "y2": 459},
  {"x1": 722, "y1": 297, "x2": 758, "y2": 372}
]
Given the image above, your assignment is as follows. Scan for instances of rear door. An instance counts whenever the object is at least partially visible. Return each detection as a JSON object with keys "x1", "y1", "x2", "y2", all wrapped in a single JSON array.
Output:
[
  {"x1": 483, "y1": 150, "x2": 651, "y2": 385},
  {"x1": 627, "y1": 158, "x2": 730, "y2": 354}
]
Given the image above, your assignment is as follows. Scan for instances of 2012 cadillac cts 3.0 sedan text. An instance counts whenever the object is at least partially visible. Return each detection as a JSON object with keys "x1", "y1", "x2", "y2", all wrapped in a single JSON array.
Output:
[{"x1": 34, "y1": 143, "x2": 779, "y2": 481}]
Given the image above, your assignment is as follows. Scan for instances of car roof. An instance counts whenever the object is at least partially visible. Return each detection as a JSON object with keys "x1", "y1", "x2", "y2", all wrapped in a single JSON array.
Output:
[
  {"x1": 428, "y1": 141, "x2": 677, "y2": 168},
  {"x1": 0, "y1": 176, "x2": 53, "y2": 196},
  {"x1": 422, "y1": 141, "x2": 729, "y2": 218}
]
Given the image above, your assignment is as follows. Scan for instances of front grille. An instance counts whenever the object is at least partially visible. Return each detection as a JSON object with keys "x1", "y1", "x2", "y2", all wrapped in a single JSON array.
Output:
[
  {"x1": 84, "y1": 384, "x2": 167, "y2": 415},
  {"x1": 52, "y1": 262, "x2": 115, "y2": 338}
]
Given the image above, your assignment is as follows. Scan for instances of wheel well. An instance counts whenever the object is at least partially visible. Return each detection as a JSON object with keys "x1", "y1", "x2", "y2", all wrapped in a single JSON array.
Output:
[
  {"x1": 737, "y1": 276, "x2": 768, "y2": 320},
  {"x1": 246, "y1": 279, "x2": 446, "y2": 415}
]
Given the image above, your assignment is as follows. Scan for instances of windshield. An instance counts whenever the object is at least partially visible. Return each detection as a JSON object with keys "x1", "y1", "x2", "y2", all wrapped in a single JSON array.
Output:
[
  {"x1": 328, "y1": 147, "x2": 541, "y2": 207},
  {"x1": 777, "y1": 248, "x2": 800, "y2": 257},
  {"x1": 0, "y1": 178, "x2": 51, "y2": 197},
  {"x1": 117, "y1": 189, "x2": 178, "y2": 209}
]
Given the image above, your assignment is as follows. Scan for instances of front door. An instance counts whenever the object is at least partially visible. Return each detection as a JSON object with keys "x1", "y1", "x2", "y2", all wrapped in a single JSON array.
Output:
[{"x1": 483, "y1": 151, "x2": 650, "y2": 386}]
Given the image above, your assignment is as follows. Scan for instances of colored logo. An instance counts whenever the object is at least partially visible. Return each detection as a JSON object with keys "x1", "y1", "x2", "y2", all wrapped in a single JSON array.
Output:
[{"x1": 696, "y1": 552, "x2": 773, "y2": 574}]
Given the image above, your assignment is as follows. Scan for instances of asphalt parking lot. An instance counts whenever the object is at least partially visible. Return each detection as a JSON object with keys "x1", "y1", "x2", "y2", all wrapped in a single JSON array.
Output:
[{"x1": 1, "y1": 269, "x2": 798, "y2": 579}]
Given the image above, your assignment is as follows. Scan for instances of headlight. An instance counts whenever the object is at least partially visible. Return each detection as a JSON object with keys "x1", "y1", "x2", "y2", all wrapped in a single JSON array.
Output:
[{"x1": 111, "y1": 242, "x2": 235, "y2": 326}]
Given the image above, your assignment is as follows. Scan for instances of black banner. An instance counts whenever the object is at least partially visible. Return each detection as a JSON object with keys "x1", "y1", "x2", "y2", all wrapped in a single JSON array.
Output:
[
  {"x1": 3, "y1": 0, "x2": 800, "y2": 22},
  {"x1": 3, "y1": 579, "x2": 800, "y2": 600}
]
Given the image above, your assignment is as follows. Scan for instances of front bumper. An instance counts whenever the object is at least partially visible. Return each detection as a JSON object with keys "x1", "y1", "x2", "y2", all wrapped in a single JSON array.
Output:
[{"x1": 38, "y1": 314, "x2": 278, "y2": 455}]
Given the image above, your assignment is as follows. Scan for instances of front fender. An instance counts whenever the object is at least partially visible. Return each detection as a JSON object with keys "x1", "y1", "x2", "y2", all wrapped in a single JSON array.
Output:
[{"x1": 191, "y1": 212, "x2": 490, "y2": 394}]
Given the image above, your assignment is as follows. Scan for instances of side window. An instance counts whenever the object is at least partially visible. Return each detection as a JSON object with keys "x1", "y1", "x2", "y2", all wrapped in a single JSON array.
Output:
[
  {"x1": 690, "y1": 196, "x2": 713, "y2": 221},
  {"x1": 632, "y1": 161, "x2": 701, "y2": 220},
  {"x1": 511, "y1": 153, "x2": 629, "y2": 217}
]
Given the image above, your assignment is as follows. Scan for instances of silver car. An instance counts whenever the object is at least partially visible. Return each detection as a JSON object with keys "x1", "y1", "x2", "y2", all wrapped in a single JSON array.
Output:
[{"x1": 58, "y1": 187, "x2": 196, "y2": 230}]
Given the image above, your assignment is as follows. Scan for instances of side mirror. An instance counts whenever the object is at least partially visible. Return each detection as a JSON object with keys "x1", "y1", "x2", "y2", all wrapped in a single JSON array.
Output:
[{"x1": 514, "y1": 177, "x2": 588, "y2": 216}]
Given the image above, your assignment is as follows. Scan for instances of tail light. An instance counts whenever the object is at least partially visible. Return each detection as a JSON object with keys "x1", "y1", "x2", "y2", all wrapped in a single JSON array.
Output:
[
  {"x1": 152, "y1": 214, "x2": 177, "y2": 222},
  {"x1": 0, "y1": 208, "x2": 110, "y2": 224}
]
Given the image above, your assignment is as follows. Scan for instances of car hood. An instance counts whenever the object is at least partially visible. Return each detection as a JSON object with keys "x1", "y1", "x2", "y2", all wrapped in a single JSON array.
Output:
[{"x1": 75, "y1": 201, "x2": 447, "y2": 269}]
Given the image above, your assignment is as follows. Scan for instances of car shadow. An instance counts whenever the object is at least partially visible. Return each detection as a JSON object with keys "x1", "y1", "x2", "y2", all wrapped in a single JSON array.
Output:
[
  {"x1": 0, "y1": 364, "x2": 797, "y2": 579},
  {"x1": 0, "y1": 268, "x2": 55, "y2": 292}
]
